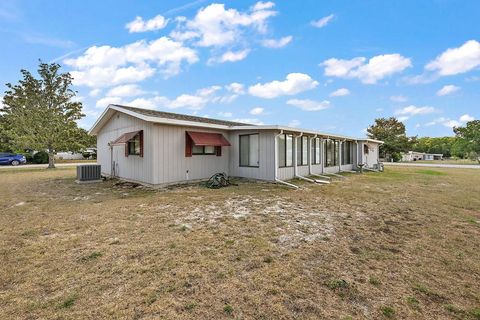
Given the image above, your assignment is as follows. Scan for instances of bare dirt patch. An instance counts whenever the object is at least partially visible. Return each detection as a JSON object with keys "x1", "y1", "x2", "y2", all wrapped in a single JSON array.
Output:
[{"x1": 0, "y1": 167, "x2": 479, "y2": 319}]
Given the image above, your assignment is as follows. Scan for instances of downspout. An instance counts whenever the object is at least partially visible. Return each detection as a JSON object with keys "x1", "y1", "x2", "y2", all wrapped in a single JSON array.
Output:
[
  {"x1": 294, "y1": 132, "x2": 303, "y2": 177},
  {"x1": 274, "y1": 130, "x2": 298, "y2": 189},
  {"x1": 309, "y1": 134, "x2": 317, "y2": 176},
  {"x1": 320, "y1": 137, "x2": 325, "y2": 174}
]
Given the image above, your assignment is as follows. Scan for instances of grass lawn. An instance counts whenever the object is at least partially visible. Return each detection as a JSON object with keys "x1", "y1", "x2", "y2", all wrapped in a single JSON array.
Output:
[
  {"x1": 53, "y1": 159, "x2": 96, "y2": 164},
  {"x1": 1, "y1": 167, "x2": 479, "y2": 319}
]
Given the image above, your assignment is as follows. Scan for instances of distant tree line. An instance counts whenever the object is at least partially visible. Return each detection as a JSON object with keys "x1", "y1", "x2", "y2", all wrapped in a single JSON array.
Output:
[
  {"x1": 367, "y1": 117, "x2": 480, "y2": 162},
  {"x1": 0, "y1": 61, "x2": 95, "y2": 167}
]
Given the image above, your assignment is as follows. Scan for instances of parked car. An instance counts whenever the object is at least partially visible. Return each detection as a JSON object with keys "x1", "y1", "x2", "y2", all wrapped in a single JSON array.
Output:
[{"x1": 0, "y1": 152, "x2": 27, "y2": 166}]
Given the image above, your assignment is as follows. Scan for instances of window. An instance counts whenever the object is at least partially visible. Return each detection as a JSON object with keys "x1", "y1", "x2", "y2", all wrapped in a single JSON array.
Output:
[
  {"x1": 278, "y1": 133, "x2": 294, "y2": 167},
  {"x1": 239, "y1": 134, "x2": 259, "y2": 167},
  {"x1": 324, "y1": 139, "x2": 338, "y2": 167},
  {"x1": 126, "y1": 131, "x2": 143, "y2": 157},
  {"x1": 312, "y1": 138, "x2": 321, "y2": 164},
  {"x1": 192, "y1": 145, "x2": 216, "y2": 155},
  {"x1": 296, "y1": 136, "x2": 308, "y2": 166},
  {"x1": 341, "y1": 141, "x2": 353, "y2": 165}
]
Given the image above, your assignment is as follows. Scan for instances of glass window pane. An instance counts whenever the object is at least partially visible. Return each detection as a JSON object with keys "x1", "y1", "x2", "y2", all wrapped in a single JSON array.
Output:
[
  {"x1": 240, "y1": 135, "x2": 249, "y2": 166},
  {"x1": 278, "y1": 134, "x2": 286, "y2": 167},
  {"x1": 192, "y1": 145, "x2": 203, "y2": 154},
  {"x1": 286, "y1": 135, "x2": 293, "y2": 166},
  {"x1": 204, "y1": 146, "x2": 215, "y2": 154},
  {"x1": 249, "y1": 134, "x2": 259, "y2": 166},
  {"x1": 302, "y1": 136, "x2": 308, "y2": 165}
]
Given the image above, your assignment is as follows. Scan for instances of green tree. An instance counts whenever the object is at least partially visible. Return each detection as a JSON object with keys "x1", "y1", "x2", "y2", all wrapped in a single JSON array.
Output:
[
  {"x1": 412, "y1": 136, "x2": 456, "y2": 157},
  {"x1": 367, "y1": 117, "x2": 413, "y2": 160},
  {"x1": 1, "y1": 61, "x2": 86, "y2": 168},
  {"x1": 454, "y1": 120, "x2": 480, "y2": 163}
]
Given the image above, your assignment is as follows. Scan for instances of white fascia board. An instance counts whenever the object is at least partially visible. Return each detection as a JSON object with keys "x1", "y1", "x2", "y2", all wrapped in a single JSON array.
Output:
[
  {"x1": 356, "y1": 138, "x2": 384, "y2": 144},
  {"x1": 231, "y1": 125, "x2": 358, "y2": 141}
]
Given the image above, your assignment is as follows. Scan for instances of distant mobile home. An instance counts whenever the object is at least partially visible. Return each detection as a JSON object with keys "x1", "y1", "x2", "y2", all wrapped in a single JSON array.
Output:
[
  {"x1": 89, "y1": 105, "x2": 383, "y2": 187},
  {"x1": 402, "y1": 151, "x2": 443, "y2": 162}
]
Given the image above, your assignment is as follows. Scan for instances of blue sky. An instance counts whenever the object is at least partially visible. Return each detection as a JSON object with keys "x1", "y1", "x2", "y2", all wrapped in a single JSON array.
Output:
[{"x1": 0, "y1": 0, "x2": 479, "y2": 137}]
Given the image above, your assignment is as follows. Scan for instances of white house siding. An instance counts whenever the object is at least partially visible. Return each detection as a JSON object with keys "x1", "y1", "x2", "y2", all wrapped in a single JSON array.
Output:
[
  {"x1": 96, "y1": 112, "x2": 154, "y2": 184},
  {"x1": 297, "y1": 165, "x2": 310, "y2": 176},
  {"x1": 150, "y1": 124, "x2": 230, "y2": 185},
  {"x1": 341, "y1": 164, "x2": 354, "y2": 171},
  {"x1": 311, "y1": 164, "x2": 323, "y2": 174},
  {"x1": 277, "y1": 166, "x2": 295, "y2": 180},
  {"x1": 228, "y1": 130, "x2": 276, "y2": 181}
]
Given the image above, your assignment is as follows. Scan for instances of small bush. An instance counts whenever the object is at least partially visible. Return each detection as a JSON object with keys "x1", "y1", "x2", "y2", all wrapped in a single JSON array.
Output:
[
  {"x1": 380, "y1": 306, "x2": 395, "y2": 318},
  {"x1": 81, "y1": 251, "x2": 102, "y2": 262},
  {"x1": 59, "y1": 294, "x2": 77, "y2": 309},
  {"x1": 33, "y1": 151, "x2": 49, "y2": 164},
  {"x1": 469, "y1": 308, "x2": 480, "y2": 319},
  {"x1": 327, "y1": 279, "x2": 349, "y2": 290},
  {"x1": 185, "y1": 302, "x2": 197, "y2": 310},
  {"x1": 223, "y1": 304, "x2": 233, "y2": 314},
  {"x1": 369, "y1": 277, "x2": 381, "y2": 286},
  {"x1": 20, "y1": 152, "x2": 33, "y2": 163},
  {"x1": 263, "y1": 256, "x2": 273, "y2": 263},
  {"x1": 406, "y1": 296, "x2": 420, "y2": 309}
]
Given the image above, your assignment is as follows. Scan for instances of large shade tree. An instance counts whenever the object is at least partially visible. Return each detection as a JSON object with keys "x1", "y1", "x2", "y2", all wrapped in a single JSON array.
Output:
[
  {"x1": 367, "y1": 117, "x2": 413, "y2": 160},
  {"x1": 454, "y1": 120, "x2": 480, "y2": 162},
  {"x1": 1, "y1": 62, "x2": 87, "y2": 168}
]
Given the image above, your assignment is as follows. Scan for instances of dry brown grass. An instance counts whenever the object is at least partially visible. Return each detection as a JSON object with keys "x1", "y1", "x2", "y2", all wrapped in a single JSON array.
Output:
[{"x1": 0, "y1": 167, "x2": 479, "y2": 319}]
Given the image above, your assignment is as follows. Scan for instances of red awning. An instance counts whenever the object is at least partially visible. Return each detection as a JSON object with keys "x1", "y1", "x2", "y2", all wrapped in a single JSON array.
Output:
[
  {"x1": 111, "y1": 130, "x2": 141, "y2": 145},
  {"x1": 186, "y1": 131, "x2": 231, "y2": 146}
]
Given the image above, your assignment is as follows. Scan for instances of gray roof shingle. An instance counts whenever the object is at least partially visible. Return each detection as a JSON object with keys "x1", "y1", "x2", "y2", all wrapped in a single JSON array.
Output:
[{"x1": 114, "y1": 104, "x2": 251, "y2": 127}]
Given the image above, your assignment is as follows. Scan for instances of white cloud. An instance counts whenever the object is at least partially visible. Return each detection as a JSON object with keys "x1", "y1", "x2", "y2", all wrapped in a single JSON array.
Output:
[
  {"x1": 311, "y1": 14, "x2": 334, "y2": 28},
  {"x1": 395, "y1": 105, "x2": 436, "y2": 116},
  {"x1": 95, "y1": 96, "x2": 124, "y2": 108},
  {"x1": 248, "y1": 73, "x2": 319, "y2": 98},
  {"x1": 70, "y1": 64, "x2": 156, "y2": 88},
  {"x1": 436, "y1": 84, "x2": 460, "y2": 96},
  {"x1": 397, "y1": 116, "x2": 409, "y2": 122},
  {"x1": 329, "y1": 88, "x2": 350, "y2": 97},
  {"x1": 286, "y1": 99, "x2": 330, "y2": 111},
  {"x1": 390, "y1": 95, "x2": 407, "y2": 102},
  {"x1": 459, "y1": 114, "x2": 475, "y2": 122},
  {"x1": 65, "y1": 37, "x2": 199, "y2": 87},
  {"x1": 232, "y1": 118, "x2": 264, "y2": 125},
  {"x1": 427, "y1": 114, "x2": 475, "y2": 128},
  {"x1": 218, "y1": 111, "x2": 233, "y2": 117},
  {"x1": 426, "y1": 40, "x2": 480, "y2": 76},
  {"x1": 249, "y1": 107, "x2": 265, "y2": 115},
  {"x1": 209, "y1": 49, "x2": 250, "y2": 64},
  {"x1": 171, "y1": 2, "x2": 277, "y2": 47},
  {"x1": 96, "y1": 85, "x2": 236, "y2": 110},
  {"x1": 225, "y1": 82, "x2": 245, "y2": 94},
  {"x1": 288, "y1": 119, "x2": 301, "y2": 127},
  {"x1": 252, "y1": 1, "x2": 275, "y2": 11},
  {"x1": 321, "y1": 54, "x2": 412, "y2": 84},
  {"x1": 106, "y1": 84, "x2": 145, "y2": 97},
  {"x1": 261, "y1": 36, "x2": 292, "y2": 48},
  {"x1": 126, "y1": 15, "x2": 168, "y2": 33},
  {"x1": 89, "y1": 89, "x2": 101, "y2": 97}
]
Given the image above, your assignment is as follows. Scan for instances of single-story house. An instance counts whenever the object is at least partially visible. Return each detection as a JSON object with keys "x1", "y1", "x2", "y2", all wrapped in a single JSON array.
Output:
[
  {"x1": 89, "y1": 104, "x2": 383, "y2": 187},
  {"x1": 402, "y1": 151, "x2": 443, "y2": 161}
]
